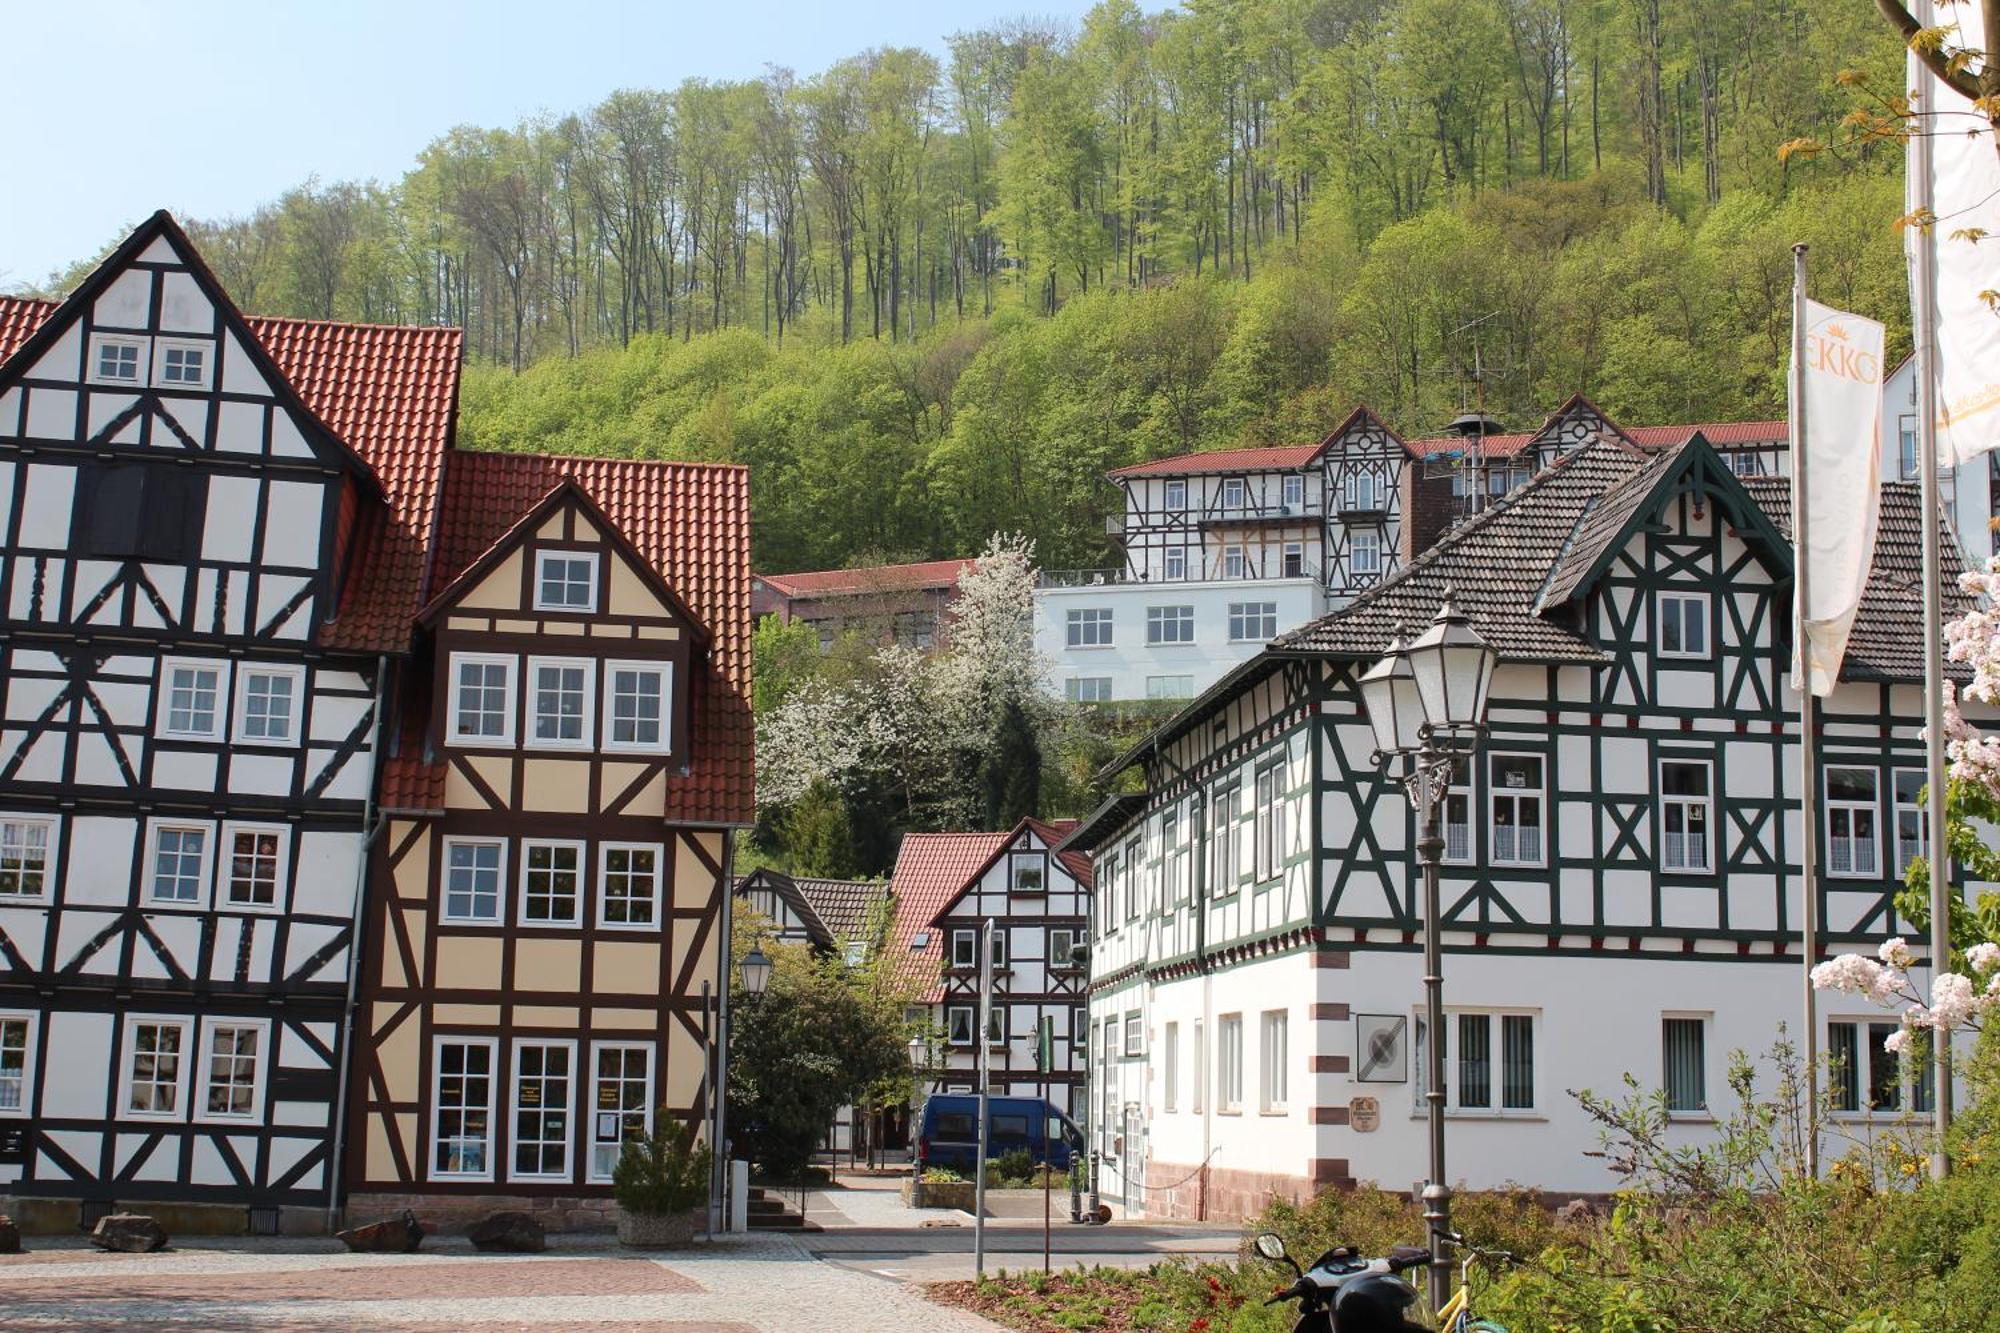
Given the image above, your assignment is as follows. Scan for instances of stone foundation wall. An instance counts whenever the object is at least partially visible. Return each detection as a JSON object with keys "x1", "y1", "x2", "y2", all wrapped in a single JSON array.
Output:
[
  {"x1": 0, "y1": 1197, "x2": 328, "y2": 1237},
  {"x1": 342, "y1": 1191, "x2": 621, "y2": 1234},
  {"x1": 1140, "y1": 1161, "x2": 1322, "y2": 1223}
]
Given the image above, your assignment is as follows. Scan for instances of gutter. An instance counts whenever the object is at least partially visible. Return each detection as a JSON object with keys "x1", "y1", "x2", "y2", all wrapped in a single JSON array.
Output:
[
  {"x1": 709, "y1": 830, "x2": 737, "y2": 1237},
  {"x1": 325, "y1": 653, "x2": 392, "y2": 1236}
]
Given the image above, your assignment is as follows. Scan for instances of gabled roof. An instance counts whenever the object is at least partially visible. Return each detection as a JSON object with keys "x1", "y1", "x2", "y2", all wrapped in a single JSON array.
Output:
[
  {"x1": 885, "y1": 830, "x2": 1011, "y2": 999},
  {"x1": 0, "y1": 273, "x2": 461, "y2": 656},
  {"x1": 793, "y1": 876, "x2": 893, "y2": 942},
  {"x1": 1056, "y1": 792, "x2": 1151, "y2": 854},
  {"x1": 735, "y1": 868, "x2": 835, "y2": 946},
  {"x1": 1108, "y1": 442, "x2": 1322, "y2": 479},
  {"x1": 756, "y1": 558, "x2": 973, "y2": 599},
  {"x1": 431, "y1": 451, "x2": 754, "y2": 826}
]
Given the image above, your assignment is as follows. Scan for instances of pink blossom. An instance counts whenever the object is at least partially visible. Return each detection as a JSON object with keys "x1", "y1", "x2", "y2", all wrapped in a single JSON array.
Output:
[
  {"x1": 1883, "y1": 1026, "x2": 1912, "y2": 1055},
  {"x1": 1878, "y1": 938, "x2": 1915, "y2": 970},
  {"x1": 1811, "y1": 954, "x2": 1887, "y2": 995},
  {"x1": 1968, "y1": 942, "x2": 2000, "y2": 975},
  {"x1": 1929, "y1": 973, "x2": 1979, "y2": 1033}
]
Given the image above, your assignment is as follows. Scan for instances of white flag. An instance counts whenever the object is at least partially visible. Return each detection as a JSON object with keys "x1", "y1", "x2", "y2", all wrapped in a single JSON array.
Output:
[
  {"x1": 1909, "y1": 0, "x2": 2000, "y2": 464},
  {"x1": 1791, "y1": 299, "x2": 1888, "y2": 697}
]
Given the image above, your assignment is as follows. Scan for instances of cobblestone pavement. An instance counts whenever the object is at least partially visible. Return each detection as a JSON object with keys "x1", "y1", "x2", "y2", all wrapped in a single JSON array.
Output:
[{"x1": 0, "y1": 1231, "x2": 1003, "y2": 1331}]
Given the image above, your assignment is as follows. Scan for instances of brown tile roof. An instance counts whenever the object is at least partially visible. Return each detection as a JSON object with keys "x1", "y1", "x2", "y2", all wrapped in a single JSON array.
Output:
[
  {"x1": 0, "y1": 296, "x2": 461, "y2": 654},
  {"x1": 792, "y1": 876, "x2": 893, "y2": 942},
  {"x1": 430, "y1": 450, "x2": 754, "y2": 826},
  {"x1": 1409, "y1": 432, "x2": 1537, "y2": 459},
  {"x1": 755, "y1": 558, "x2": 974, "y2": 599},
  {"x1": 378, "y1": 754, "x2": 446, "y2": 814},
  {"x1": 1108, "y1": 443, "x2": 1322, "y2": 478},
  {"x1": 886, "y1": 831, "x2": 1010, "y2": 1000}
]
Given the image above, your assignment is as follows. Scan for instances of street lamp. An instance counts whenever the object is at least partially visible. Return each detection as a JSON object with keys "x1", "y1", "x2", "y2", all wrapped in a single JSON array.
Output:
[
  {"x1": 740, "y1": 946, "x2": 772, "y2": 997},
  {"x1": 1357, "y1": 591, "x2": 1497, "y2": 1315}
]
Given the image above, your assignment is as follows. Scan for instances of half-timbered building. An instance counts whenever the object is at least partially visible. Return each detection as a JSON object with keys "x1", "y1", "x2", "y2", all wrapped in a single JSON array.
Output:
[
  {"x1": 348, "y1": 454, "x2": 751, "y2": 1227},
  {"x1": 0, "y1": 214, "x2": 458, "y2": 1232},
  {"x1": 889, "y1": 820, "x2": 1092, "y2": 1117},
  {"x1": 1064, "y1": 424, "x2": 1977, "y2": 1220},
  {"x1": 734, "y1": 869, "x2": 890, "y2": 961}
]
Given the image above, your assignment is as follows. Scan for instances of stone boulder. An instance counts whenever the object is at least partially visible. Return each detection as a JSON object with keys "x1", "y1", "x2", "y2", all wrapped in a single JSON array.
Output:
[
  {"x1": 89, "y1": 1213, "x2": 168, "y2": 1253},
  {"x1": 336, "y1": 1209, "x2": 426, "y2": 1254},
  {"x1": 0, "y1": 1214, "x2": 21, "y2": 1254},
  {"x1": 466, "y1": 1210, "x2": 545, "y2": 1253}
]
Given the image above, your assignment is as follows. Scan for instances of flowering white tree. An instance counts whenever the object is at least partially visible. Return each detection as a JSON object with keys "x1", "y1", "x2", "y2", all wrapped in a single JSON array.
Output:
[{"x1": 931, "y1": 531, "x2": 1050, "y2": 735}]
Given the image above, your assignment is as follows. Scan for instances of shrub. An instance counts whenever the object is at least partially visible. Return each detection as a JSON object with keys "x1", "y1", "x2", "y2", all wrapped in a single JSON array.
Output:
[
  {"x1": 996, "y1": 1148, "x2": 1036, "y2": 1182},
  {"x1": 611, "y1": 1113, "x2": 712, "y2": 1216}
]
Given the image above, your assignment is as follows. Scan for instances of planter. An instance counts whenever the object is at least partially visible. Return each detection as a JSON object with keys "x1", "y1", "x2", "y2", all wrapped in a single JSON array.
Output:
[
  {"x1": 902, "y1": 1179, "x2": 978, "y2": 1211},
  {"x1": 616, "y1": 1208, "x2": 701, "y2": 1248}
]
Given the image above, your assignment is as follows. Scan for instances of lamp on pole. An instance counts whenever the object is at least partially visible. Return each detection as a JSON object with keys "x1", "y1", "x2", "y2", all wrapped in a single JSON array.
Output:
[
  {"x1": 1356, "y1": 592, "x2": 1497, "y2": 1316},
  {"x1": 740, "y1": 946, "x2": 773, "y2": 998}
]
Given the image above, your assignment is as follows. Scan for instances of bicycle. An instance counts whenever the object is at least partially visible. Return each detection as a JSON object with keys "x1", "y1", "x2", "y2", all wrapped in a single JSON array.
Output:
[{"x1": 1433, "y1": 1238, "x2": 1511, "y2": 1333}]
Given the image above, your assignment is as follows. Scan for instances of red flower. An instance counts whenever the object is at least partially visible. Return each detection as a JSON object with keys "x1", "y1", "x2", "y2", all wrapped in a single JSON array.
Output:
[
  {"x1": 1206, "y1": 1275, "x2": 1223, "y2": 1293},
  {"x1": 1190, "y1": 1320, "x2": 1210, "y2": 1332}
]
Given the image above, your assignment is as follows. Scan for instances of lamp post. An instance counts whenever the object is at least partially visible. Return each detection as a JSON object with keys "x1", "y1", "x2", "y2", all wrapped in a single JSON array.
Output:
[
  {"x1": 1356, "y1": 592, "x2": 1497, "y2": 1316},
  {"x1": 740, "y1": 946, "x2": 772, "y2": 998},
  {"x1": 908, "y1": 1033, "x2": 932, "y2": 1173}
]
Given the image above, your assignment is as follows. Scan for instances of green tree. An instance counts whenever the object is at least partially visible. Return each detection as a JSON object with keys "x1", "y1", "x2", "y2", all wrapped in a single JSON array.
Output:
[
  {"x1": 982, "y1": 697, "x2": 1042, "y2": 830},
  {"x1": 782, "y1": 779, "x2": 859, "y2": 878}
]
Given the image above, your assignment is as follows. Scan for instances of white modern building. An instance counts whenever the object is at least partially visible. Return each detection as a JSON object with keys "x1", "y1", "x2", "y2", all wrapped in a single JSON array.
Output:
[{"x1": 1062, "y1": 405, "x2": 1978, "y2": 1219}]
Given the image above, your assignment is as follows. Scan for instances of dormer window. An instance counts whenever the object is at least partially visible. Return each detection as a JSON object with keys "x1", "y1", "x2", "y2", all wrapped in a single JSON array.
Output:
[
  {"x1": 154, "y1": 340, "x2": 210, "y2": 389},
  {"x1": 534, "y1": 551, "x2": 599, "y2": 612},
  {"x1": 90, "y1": 335, "x2": 145, "y2": 384}
]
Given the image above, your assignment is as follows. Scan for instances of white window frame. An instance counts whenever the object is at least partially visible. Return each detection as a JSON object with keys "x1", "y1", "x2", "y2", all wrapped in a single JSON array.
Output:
[
  {"x1": 1145, "y1": 675, "x2": 1194, "y2": 700},
  {"x1": 219, "y1": 821, "x2": 290, "y2": 913},
  {"x1": 1049, "y1": 926, "x2": 1077, "y2": 970},
  {"x1": 1218, "y1": 1014, "x2": 1244, "y2": 1112},
  {"x1": 987, "y1": 1006, "x2": 1008, "y2": 1048},
  {"x1": 508, "y1": 1037, "x2": 579, "y2": 1183},
  {"x1": 1192, "y1": 1018, "x2": 1205, "y2": 1114},
  {"x1": 1164, "y1": 546, "x2": 1187, "y2": 580},
  {"x1": 430, "y1": 1035, "x2": 500, "y2": 1181},
  {"x1": 1223, "y1": 544, "x2": 1246, "y2": 578},
  {"x1": 1066, "y1": 607, "x2": 1114, "y2": 649},
  {"x1": 1827, "y1": 1015, "x2": 1933, "y2": 1118},
  {"x1": 441, "y1": 837, "x2": 508, "y2": 926},
  {"x1": 1146, "y1": 605, "x2": 1195, "y2": 645},
  {"x1": 1282, "y1": 474, "x2": 1304, "y2": 509},
  {"x1": 447, "y1": 653, "x2": 517, "y2": 747},
  {"x1": 1260, "y1": 1009, "x2": 1290, "y2": 1113},
  {"x1": 946, "y1": 1004, "x2": 976, "y2": 1047},
  {"x1": 233, "y1": 664, "x2": 305, "y2": 747},
  {"x1": 1350, "y1": 530, "x2": 1382, "y2": 575},
  {"x1": 145, "y1": 817, "x2": 215, "y2": 908},
  {"x1": 1222, "y1": 477, "x2": 1246, "y2": 509},
  {"x1": 525, "y1": 656, "x2": 596, "y2": 752},
  {"x1": 950, "y1": 928, "x2": 976, "y2": 969},
  {"x1": 1893, "y1": 768, "x2": 1926, "y2": 876},
  {"x1": 0, "y1": 1011, "x2": 38, "y2": 1117},
  {"x1": 586, "y1": 1040, "x2": 656, "y2": 1183},
  {"x1": 1442, "y1": 758, "x2": 1474, "y2": 865},
  {"x1": 1072, "y1": 1005, "x2": 1087, "y2": 1051},
  {"x1": 518, "y1": 838, "x2": 586, "y2": 927},
  {"x1": 1416, "y1": 1008, "x2": 1539, "y2": 1116},
  {"x1": 1210, "y1": 781, "x2": 1241, "y2": 896},
  {"x1": 1658, "y1": 758, "x2": 1715, "y2": 874},
  {"x1": 1009, "y1": 851, "x2": 1047, "y2": 894},
  {"x1": 533, "y1": 549, "x2": 601, "y2": 613},
  {"x1": 1228, "y1": 601, "x2": 1278, "y2": 643},
  {"x1": 1164, "y1": 479, "x2": 1187, "y2": 511},
  {"x1": 157, "y1": 657, "x2": 231, "y2": 742},
  {"x1": 1657, "y1": 591, "x2": 1710, "y2": 660},
  {"x1": 1825, "y1": 765, "x2": 1881, "y2": 880},
  {"x1": 1163, "y1": 1020, "x2": 1180, "y2": 1112},
  {"x1": 0, "y1": 813, "x2": 58, "y2": 904},
  {"x1": 1065, "y1": 676, "x2": 1112, "y2": 703},
  {"x1": 1282, "y1": 540, "x2": 1305, "y2": 577},
  {"x1": 1123, "y1": 1012, "x2": 1143, "y2": 1057},
  {"x1": 194, "y1": 1017, "x2": 271, "y2": 1124},
  {"x1": 87, "y1": 333, "x2": 148, "y2": 386},
  {"x1": 152, "y1": 337, "x2": 213, "y2": 390},
  {"x1": 1487, "y1": 752, "x2": 1547, "y2": 869},
  {"x1": 1254, "y1": 760, "x2": 1285, "y2": 883},
  {"x1": 1661, "y1": 1013, "x2": 1711, "y2": 1116},
  {"x1": 598, "y1": 841, "x2": 663, "y2": 930},
  {"x1": 602, "y1": 660, "x2": 672, "y2": 753},
  {"x1": 119, "y1": 1014, "x2": 193, "y2": 1122}
]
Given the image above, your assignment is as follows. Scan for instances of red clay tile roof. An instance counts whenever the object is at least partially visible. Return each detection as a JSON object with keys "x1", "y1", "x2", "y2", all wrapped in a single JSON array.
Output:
[
  {"x1": 1410, "y1": 432, "x2": 1537, "y2": 458},
  {"x1": 756, "y1": 557, "x2": 974, "y2": 599},
  {"x1": 0, "y1": 297, "x2": 461, "y2": 654},
  {"x1": 430, "y1": 450, "x2": 754, "y2": 826},
  {"x1": 1108, "y1": 443, "x2": 1321, "y2": 479},
  {"x1": 378, "y1": 754, "x2": 446, "y2": 813},
  {"x1": 886, "y1": 831, "x2": 1010, "y2": 1000},
  {"x1": 1626, "y1": 420, "x2": 1788, "y2": 447}
]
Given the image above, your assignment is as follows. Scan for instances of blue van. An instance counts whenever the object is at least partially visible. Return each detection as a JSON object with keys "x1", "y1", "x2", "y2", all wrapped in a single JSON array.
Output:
[{"x1": 916, "y1": 1094, "x2": 1082, "y2": 1174}]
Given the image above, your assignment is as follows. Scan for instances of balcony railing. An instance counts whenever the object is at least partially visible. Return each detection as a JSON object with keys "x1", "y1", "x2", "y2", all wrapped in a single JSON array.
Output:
[{"x1": 1040, "y1": 561, "x2": 1323, "y2": 588}]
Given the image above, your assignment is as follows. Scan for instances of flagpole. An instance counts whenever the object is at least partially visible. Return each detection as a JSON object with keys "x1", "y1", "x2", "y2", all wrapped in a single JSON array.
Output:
[
  {"x1": 1790, "y1": 242, "x2": 1821, "y2": 1179},
  {"x1": 1912, "y1": 0, "x2": 1954, "y2": 1178}
]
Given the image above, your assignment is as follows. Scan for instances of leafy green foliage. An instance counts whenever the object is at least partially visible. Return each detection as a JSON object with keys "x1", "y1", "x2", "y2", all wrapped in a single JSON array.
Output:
[
  {"x1": 782, "y1": 778, "x2": 859, "y2": 878},
  {"x1": 610, "y1": 1113, "x2": 712, "y2": 1216},
  {"x1": 983, "y1": 698, "x2": 1042, "y2": 830}
]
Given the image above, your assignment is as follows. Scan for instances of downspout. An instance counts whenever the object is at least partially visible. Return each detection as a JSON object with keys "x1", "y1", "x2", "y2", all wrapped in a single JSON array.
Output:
[
  {"x1": 1194, "y1": 781, "x2": 1211, "y2": 1223},
  {"x1": 325, "y1": 653, "x2": 392, "y2": 1236},
  {"x1": 709, "y1": 829, "x2": 737, "y2": 1237}
]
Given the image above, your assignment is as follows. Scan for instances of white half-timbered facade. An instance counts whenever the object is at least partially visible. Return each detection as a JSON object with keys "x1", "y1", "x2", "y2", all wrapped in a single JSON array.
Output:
[{"x1": 1065, "y1": 424, "x2": 1980, "y2": 1221}]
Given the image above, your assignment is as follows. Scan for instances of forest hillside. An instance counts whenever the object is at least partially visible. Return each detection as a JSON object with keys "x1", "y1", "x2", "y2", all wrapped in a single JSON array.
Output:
[{"x1": 23, "y1": 0, "x2": 1912, "y2": 574}]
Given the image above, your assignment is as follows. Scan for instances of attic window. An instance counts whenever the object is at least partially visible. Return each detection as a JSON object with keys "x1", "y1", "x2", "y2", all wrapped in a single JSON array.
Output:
[
  {"x1": 155, "y1": 340, "x2": 210, "y2": 389},
  {"x1": 90, "y1": 335, "x2": 145, "y2": 384},
  {"x1": 910, "y1": 930, "x2": 931, "y2": 951},
  {"x1": 534, "y1": 551, "x2": 599, "y2": 612}
]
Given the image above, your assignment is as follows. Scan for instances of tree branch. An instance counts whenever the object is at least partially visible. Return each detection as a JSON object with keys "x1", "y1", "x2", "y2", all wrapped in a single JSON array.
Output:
[{"x1": 1875, "y1": 0, "x2": 1986, "y2": 104}]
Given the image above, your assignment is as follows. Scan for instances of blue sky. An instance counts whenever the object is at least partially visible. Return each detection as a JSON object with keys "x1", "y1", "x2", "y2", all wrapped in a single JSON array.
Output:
[{"x1": 1, "y1": 0, "x2": 1096, "y2": 290}]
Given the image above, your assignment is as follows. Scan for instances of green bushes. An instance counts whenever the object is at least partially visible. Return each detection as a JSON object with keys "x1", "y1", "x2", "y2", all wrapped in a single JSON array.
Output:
[{"x1": 610, "y1": 1114, "x2": 712, "y2": 1216}]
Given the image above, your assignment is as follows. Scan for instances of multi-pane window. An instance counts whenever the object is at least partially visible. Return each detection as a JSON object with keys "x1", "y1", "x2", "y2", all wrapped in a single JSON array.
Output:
[
  {"x1": 1223, "y1": 544, "x2": 1246, "y2": 578},
  {"x1": 1222, "y1": 478, "x2": 1246, "y2": 509},
  {"x1": 512, "y1": 1042, "x2": 574, "y2": 1179},
  {"x1": 529, "y1": 659, "x2": 592, "y2": 747},
  {"x1": 1282, "y1": 541, "x2": 1305, "y2": 577},
  {"x1": 1827, "y1": 767, "x2": 1880, "y2": 877},
  {"x1": 451, "y1": 656, "x2": 515, "y2": 742},
  {"x1": 1210, "y1": 783, "x2": 1240, "y2": 895},
  {"x1": 1830, "y1": 1019, "x2": 1933, "y2": 1114},
  {"x1": 238, "y1": 668, "x2": 300, "y2": 743},
  {"x1": 1146, "y1": 606, "x2": 1195, "y2": 644},
  {"x1": 1160, "y1": 805, "x2": 1186, "y2": 907},
  {"x1": 1488, "y1": 754, "x2": 1545, "y2": 867},
  {"x1": 1229, "y1": 602, "x2": 1278, "y2": 642},
  {"x1": 590, "y1": 1044, "x2": 653, "y2": 1180},
  {"x1": 94, "y1": 336, "x2": 143, "y2": 382},
  {"x1": 163, "y1": 662, "x2": 224, "y2": 738},
  {"x1": 1146, "y1": 675, "x2": 1194, "y2": 699},
  {"x1": 149, "y1": 824, "x2": 209, "y2": 904},
  {"x1": 1660, "y1": 761, "x2": 1713, "y2": 872},
  {"x1": 1350, "y1": 531, "x2": 1382, "y2": 575},
  {"x1": 951, "y1": 929, "x2": 978, "y2": 969},
  {"x1": 1049, "y1": 927, "x2": 1077, "y2": 970},
  {"x1": 1662, "y1": 1017, "x2": 1708, "y2": 1113},
  {"x1": 0, "y1": 1016, "x2": 32, "y2": 1113},
  {"x1": 535, "y1": 551, "x2": 599, "y2": 611},
  {"x1": 1218, "y1": 1015, "x2": 1244, "y2": 1112},
  {"x1": 521, "y1": 841, "x2": 583, "y2": 925},
  {"x1": 1658, "y1": 592, "x2": 1709, "y2": 658},
  {"x1": 443, "y1": 839, "x2": 504, "y2": 923},
  {"x1": 1419, "y1": 1012, "x2": 1535, "y2": 1111},
  {"x1": 158, "y1": 342, "x2": 207, "y2": 386},
  {"x1": 1442, "y1": 759, "x2": 1473, "y2": 863},
  {"x1": 0, "y1": 819, "x2": 51, "y2": 899},
  {"x1": 600, "y1": 844, "x2": 658, "y2": 927},
  {"x1": 1163, "y1": 1021, "x2": 1180, "y2": 1111},
  {"x1": 200, "y1": 1023, "x2": 262, "y2": 1119},
  {"x1": 1343, "y1": 471, "x2": 1380, "y2": 511},
  {"x1": 1898, "y1": 414, "x2": 1918, "y2": 480},
  {"x1": 1066, "y1": 608, "x2": 1113, "y2": 648},
  {"x1": 946, "y1": 1005, "x2": 976, "y2": 1047},
  {"x1": 1065, "y1": 677, "x2": 1112, "y2": 703},
  {"x1": 1254, "y1": 761, "x2": 1285, "y2": 882},
  {"x1": 1164, "y1": 479, "x2": 1187, "y2": 511},
  {"x1": 1164, "y1": 546, "x2": 1187, "y2": 579},
  {"x1": 224, "y1": 827, "x2": 282, "y2": 907},
  {"x1": 1122, "y1": 835, "x2": 1143, "y2": 920},
  {"x1": 434, "y1": 1040, "x2": 495, "y2": 1177},
  {"x1": 125, "y1": 1020, "x2": 187, "y2": 1116},
  {"x1": 1124, "y1": 1012, "x2": 1142, "y2": 1056},
  {"x1": 1010, "y1": 852, "x2": 1046, "y2": 894},
  {"x1": 1095, "y1": 853, "x2": 1117, "y2": 932},
  {"x1": 1283, "y1": 474, "x2": 1304, "y2": 509},
  {"x1": 1260, "y1": 1010, "x2": 1289, "y2": 1111},
  {"x1": 1894, "y1": 770, "x2": 1927, "y2": 874},
  {"x1": 606, "y1": 664, "x2": 668, "y2": 750}
]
